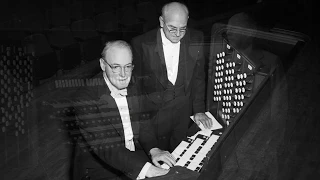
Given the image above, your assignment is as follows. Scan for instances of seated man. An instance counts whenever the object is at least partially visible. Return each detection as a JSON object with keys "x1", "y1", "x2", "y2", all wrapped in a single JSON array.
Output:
[{"x1": 72, "y1": 40, "x2": 171, "y2": 180}]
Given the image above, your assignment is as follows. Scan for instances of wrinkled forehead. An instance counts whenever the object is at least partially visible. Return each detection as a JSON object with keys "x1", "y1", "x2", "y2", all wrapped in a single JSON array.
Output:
[
  {"x1": 164, "y1": 13, "x2": 188, "y2": 27},
  {"x1": 107, "y1": 47, "x2": 132, "y2": 64}
]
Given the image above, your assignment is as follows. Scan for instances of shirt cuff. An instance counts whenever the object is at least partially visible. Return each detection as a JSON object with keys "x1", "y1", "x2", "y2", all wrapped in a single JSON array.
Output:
[{"x1": 137, "y1": 162, "x2": 152, "y2": 180}]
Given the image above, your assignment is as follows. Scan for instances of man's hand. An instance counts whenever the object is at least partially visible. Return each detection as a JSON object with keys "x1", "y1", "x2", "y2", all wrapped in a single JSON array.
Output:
[
  {"x1": 194, "y1": 112, "x2": 212, "y2": 129},
  {"x1": 145, "y1": 165, "x2": 169, "y2": 178},
  {"x1": 149, "y1": 148, "x2": 176, "y2": 168}
]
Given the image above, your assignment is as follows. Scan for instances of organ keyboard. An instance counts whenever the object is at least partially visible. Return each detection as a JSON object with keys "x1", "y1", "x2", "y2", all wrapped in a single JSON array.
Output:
[
  {"x1": 161, "y1": 112, "x2": 223, "y2": 172},
  {"x1": 171, "y1": 131, "x2": 220, "y2": 172}
]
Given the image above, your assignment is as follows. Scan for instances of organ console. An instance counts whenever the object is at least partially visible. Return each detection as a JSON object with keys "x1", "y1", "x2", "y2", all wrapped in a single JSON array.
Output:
[
  {"x1": 148, "y1": 13, "x2": 309, "y2": 180},
  {"x1": 155, "y1": 35, "x2": 265, "y2": 179},
  {"x1": 37, "y1": 9, "x2": 309, "y2": 179}
]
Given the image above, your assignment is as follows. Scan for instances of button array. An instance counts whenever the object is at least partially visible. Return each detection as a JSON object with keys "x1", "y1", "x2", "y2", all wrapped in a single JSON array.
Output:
[
  {"x1": 0, "y1": 46, "x2": 33, "y2": 136},
  {"x1": 212, "y1": 43, "x2": 255, "y2": 124}
]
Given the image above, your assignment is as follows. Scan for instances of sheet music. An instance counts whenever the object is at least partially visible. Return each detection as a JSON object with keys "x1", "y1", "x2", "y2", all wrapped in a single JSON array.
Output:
[{"x1": 190, "y1": 111, "x2": 222, "y2": 131}]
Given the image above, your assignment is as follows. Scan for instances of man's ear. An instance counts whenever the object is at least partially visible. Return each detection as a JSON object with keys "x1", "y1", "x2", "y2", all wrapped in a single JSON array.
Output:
[
  {"x1": 99, "y1": 58, "x2": 106, "y2": 72},
  {"x1": 159, "y1": 16, "x2": 164, "y2": 28}
]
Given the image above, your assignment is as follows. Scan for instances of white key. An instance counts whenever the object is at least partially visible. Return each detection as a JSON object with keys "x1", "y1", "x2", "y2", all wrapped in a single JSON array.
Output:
[
  {"x1": 200, "y1": 135, "x2": 219, "y2": 154},
  {"x1": 172, "y1": 141, "x2": 189, "y2": 159},
  {"x1": 176, "y1": 139, "x2": 203, "y2": 167},
  {"x1": 187, "y1": 154, "x2": 206, "y2": 170}
]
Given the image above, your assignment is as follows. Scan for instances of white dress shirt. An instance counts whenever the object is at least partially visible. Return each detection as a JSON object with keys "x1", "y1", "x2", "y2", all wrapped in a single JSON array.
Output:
[
  {"x1": 103, "y1": 73, "x2": 151, "y2": 179},
  {"x1": 161, "y1": 28, "x2": 180, "y2": 85},
  {"x1": 103, "y1": 73, "x2": 135, "y2": 151}
]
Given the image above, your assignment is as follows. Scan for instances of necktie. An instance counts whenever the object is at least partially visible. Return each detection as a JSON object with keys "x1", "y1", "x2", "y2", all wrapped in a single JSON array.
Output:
[{"x1": 110, "y1": 88, "x2": 127, "y2": 98}]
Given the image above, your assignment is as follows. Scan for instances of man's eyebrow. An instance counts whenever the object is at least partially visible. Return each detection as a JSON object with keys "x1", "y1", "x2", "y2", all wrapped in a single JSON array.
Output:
[
  {"x1": 168, "y1": 25, "x2": 177, "y2": 29},
  {"x1": 168, "y1": 25, "x2": 187, "y2": 29},
  {"x1": 110, "y1": 63, "x2": 132, "y2": 66},
  {"x1": 109, "y1": 63, "x2": 120, "y2": 66}
]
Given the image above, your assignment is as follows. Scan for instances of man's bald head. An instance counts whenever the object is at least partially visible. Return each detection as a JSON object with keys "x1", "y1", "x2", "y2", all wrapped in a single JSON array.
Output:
[
  {"x1": 161, "y1": 2, "x2": 189, "y2": 21},
  {"x1": 159, "y1": 2, "x2": 189, "y2": 43}
]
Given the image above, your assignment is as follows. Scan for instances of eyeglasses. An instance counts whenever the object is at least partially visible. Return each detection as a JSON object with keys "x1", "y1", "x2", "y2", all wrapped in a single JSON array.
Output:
[
  {"x1": 163, "y1": 22, "x2": 187, "y2": 35},
  {"x1": 101, "y1": 58, "x2": 134, "y2": 74}
]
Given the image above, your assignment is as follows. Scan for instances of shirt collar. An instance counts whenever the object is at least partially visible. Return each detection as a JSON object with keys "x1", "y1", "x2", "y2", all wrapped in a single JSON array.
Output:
[{"x1": 160, "y1": 28, "x2": 180, "y2": 46}]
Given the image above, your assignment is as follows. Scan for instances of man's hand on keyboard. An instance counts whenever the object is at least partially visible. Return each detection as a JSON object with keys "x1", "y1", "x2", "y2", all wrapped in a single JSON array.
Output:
[
  {"x1": 194, "y1": 112, "x2": 212, "y2": 129},
  {"x1": 149, "y1": 148, "x2": 176, "y2": 168},
  {"x1": 145, "y1": 164, "x2": 169, "y2": 178}
]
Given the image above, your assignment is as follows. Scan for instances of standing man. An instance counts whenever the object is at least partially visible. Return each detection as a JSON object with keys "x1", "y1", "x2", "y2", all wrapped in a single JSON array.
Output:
[
  {"x1": 131, "y1": 2, "x2": 212, "y2": 156},
  {"x1": 72, "y1": 40, "x2": 170, "y2": 180}
]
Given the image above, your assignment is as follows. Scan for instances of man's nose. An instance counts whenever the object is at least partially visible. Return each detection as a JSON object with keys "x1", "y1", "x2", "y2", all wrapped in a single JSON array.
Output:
[
  {"x1": 119, "y1": 67, "x2": 126, "y2": 77},
  {"x1": 176, "y1": 30, "x2": 181, "y2": 37}
]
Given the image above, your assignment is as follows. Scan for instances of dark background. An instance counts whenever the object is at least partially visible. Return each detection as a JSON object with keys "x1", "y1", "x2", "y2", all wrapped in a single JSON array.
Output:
[{"x1": 1, "y1": 0, "x2": 319, "y2": 180}]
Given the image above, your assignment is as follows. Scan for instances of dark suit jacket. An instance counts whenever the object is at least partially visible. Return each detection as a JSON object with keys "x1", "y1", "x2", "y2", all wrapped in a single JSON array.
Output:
[
  {"x1": 131, "y1": 28, "x2": 206, "y2": 152},
  {"x1": 72, "y1": 72, "x2": 154, "y2": 180},
  {"x1": 131, "y1": 28, "x2": 206, "y2": 113}
]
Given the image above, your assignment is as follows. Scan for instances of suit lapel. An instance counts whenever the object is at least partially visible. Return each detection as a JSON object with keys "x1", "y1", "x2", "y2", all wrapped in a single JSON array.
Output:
[
  {"x1": 126, "y1": 87, "x2": 140, "y2": 136},
  {"x1": 97, "y1": 75, "x2": 125, "y2": 140},
  {"x1": 182, "y1": 32, "x2": 197, "y2": 91},
  {"x1": 143, "y1": 29, "x2": 168, "y2": 88}
]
